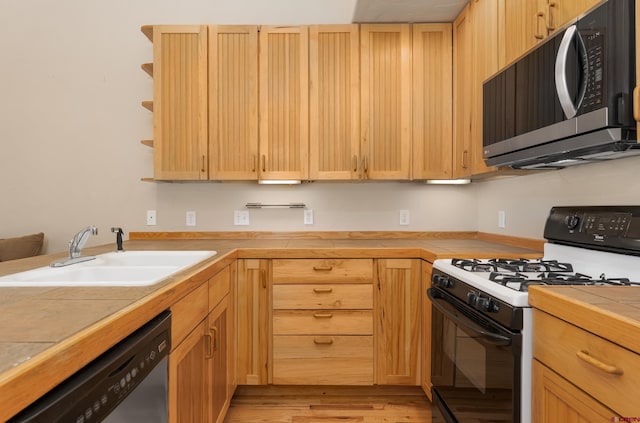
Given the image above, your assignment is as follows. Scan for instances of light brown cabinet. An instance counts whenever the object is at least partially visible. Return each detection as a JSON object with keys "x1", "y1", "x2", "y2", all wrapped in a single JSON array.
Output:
[
  {"x1": 259, "y1": 26, "x2": 310, "y2": 181},
  {"x1": 168, "y1": 266, "x2": 235, "y2": 423},
  {"x1": 360, "y1": 24, "x2": 412, "y2": 180},
  {"x1": 452, "y1": 6, "x2": 473, "y2": 178},
  {"x1": 236, "y1": 259, "x2": 270, "y2": 385},
  {"x1": 309, "y1": 25, "x2": 361, "y2": 180},
  {"x1": 375, "y1": 259, "x2": 421, "y2": 385},
  {"x1": 532, "y1": 309, "x2": 639, "y2": 420},
  {"x1": 412, "y1": 24, "x2": 453, "y2": 180},
  {"x1": 271, "y1": 259, "x2": 374, "y2": 385},
  {"x1": 421, "y1": 261, "x2": 433, "y2": 400}
]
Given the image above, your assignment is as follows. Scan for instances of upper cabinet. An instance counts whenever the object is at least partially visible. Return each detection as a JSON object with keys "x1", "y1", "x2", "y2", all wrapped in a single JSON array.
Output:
[
  {"x1": 309, "y1": 25, "x2": 361, "y2": 180},
  {"x1": 259, "y1": 27, "x2": 310, "y2": 181},
  {"x1": 151, "y1": 25, "x2": 208, "y2": 181},
  {"x1": 412, "y1": 24, "x2": 453, "y2": 180},
  {"x1": 209, "y1": 26, "x2": 259, "y2": 181},
  {"x1": 452, "y1": 6, "x2": 473, "y2": 178},
  {"x1": 360, "y1": 25, "x2": 412, "y2": 180}
]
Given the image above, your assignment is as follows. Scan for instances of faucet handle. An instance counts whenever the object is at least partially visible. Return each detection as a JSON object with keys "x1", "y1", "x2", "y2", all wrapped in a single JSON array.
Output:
[{"x1": 111, "y1": 227, "x2": 123, "y2": 234}]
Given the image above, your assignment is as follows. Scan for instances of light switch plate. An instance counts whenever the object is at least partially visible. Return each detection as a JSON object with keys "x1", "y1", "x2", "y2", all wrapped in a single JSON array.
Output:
[
  {"x1": 304, "y1": 209, "x2": 314, "y2": 225},
  {"x1": 146, "y1": 210, "x2": 157, "y2": 226},
  {"x1": 234, "y1": 210, "x2": 250, "y2": 226},
  {"x1": 399, "y1": 209, "x2": 410, "y2": 226},
  {"x1": 498, "y1": 210, "x2": 506, "y2": 228}
]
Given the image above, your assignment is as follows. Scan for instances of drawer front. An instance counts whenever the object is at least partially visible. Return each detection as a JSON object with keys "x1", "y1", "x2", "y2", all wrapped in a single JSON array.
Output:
[
  {"x1": 273, "y1": 335, "x2": 373, "y2": 385},
  {"x1": 170, "y1": 283, "x2": 208, "y2": 350},
  {"x1": 272, "y1": 259, "x2": 373, "y2": 284},
  {"x1": 533, "y1": 310, "x2": 640, "y2": 416},
  {"x1": 273, "y1": 310, "x2": 373, "y2": 335},
  {"x1": 273, "y1": 284, "x2": 373, "y2": 310}
]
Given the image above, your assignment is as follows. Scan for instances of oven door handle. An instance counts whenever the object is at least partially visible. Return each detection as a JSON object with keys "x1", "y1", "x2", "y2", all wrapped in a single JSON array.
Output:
[{"x1": 428, "y1": 288, "x2": 512, "y2": 346}]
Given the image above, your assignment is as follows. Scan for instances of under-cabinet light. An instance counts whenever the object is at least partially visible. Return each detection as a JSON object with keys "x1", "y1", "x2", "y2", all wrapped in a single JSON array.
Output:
[
  {"x1": 258, "y1": 180, "x2": 302, "y2": 185},
  {"x1": 425, "y1": 178, "x2": 472, "y2": 185}
]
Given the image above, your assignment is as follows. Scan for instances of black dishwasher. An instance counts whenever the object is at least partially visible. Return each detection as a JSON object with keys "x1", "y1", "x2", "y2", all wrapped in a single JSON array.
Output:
[{"x1": 9, "y1": 311, "x2": 171, "y2": 423}]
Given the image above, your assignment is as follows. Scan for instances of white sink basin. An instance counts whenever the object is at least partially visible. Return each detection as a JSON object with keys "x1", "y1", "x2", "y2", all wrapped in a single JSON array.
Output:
[{"x1": 0, "y1": 250, "x2": 217, "y2": 287}]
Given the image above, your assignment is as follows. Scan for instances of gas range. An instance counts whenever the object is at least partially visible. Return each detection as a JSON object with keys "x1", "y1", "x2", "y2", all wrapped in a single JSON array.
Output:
[{"x1": 429, "y1": 206, "x2": 640, "y2": 423}]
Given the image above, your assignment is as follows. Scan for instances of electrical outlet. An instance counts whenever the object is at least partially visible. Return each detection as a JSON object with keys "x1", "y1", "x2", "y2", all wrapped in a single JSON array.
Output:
[
  {"x1": 186, "y1": 211, "x2": 196, "y2": 226},
  {"x1": 234, "y1": 210, "x2": 250, "y2": 226},
  {"x1": 399, "y1": 209, "x2": 410, "y2": 226},
  {"x1": 498, "y1": 210, "x2": 506, "y2": 228},
  {"x1": 146, "y1": 210, "x2": 157, "y2": 226},
  {"x1": 304, "y1": 209, "x2": 314, "y2": 225}
]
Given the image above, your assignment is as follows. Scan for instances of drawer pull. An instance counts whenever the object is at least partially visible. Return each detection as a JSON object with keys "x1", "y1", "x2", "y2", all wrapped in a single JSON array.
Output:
[
  {"x1": 576, "y1": 350, "x2": 624, "y2": 375},
  {"x1": 313, "y1": 287, "x2": 333, "y2": 293},
  {"x1": 313, "y1": 313, "x2": 333, "y2": 319},
  {"x1": 313, "y1": 337, "x2": 334, "y2": 345},
  {"x1": 313, "y1": 265, "x2": 333, "y2": 271}
]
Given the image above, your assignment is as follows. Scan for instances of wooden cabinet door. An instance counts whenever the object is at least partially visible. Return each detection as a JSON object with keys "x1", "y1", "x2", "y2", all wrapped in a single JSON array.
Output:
[
  {"x1": 532, "y1": 360, "x2": 618, "y2": 422},
  {"x1": 360, "y1": 24, "x2": 412, "y2": 180},
  {"x1": 309, "y1": 25, "x2": 360, "y2": 180},
  {"x1": 152, "y1": 25, "x2": 208, "y2": 180},
  {"x1": 375, "y1": 259, "x2": 421, "y2": 385},
  {"x1": 412, "y1": 24, "x2": 453, "y2": 180},
  {"x1": 452, "y1": 6, "x2": 473, "y2": 178},
  {"x1": 209, "y1": 299, "x2": 228, "y2": 423},
  {"x1": 236, "y1": 259, "x2": 270, "y2": 384},
  {"x1": 169, "y1": 319, "x2": 209, "y2": 423},
  {"x1": 259, "y1": 26, "x2": 309, "y2": 181},
  {"x1": 421, "y1": 261, "x2": 433, "y2": 400},
  {"x1": 470, "y1": 0, "x2": 500, "y2": 176},
  {"x1": 209, "y1": 25, "x2": 259, "y2": 180},
  {"x1": 499, "y1": 0, "x2": 540, "y2": 67}
]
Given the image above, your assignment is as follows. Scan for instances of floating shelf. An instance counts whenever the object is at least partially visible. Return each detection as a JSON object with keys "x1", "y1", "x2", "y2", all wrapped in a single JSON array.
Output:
[
  {"x1": 141, "y1": 25, "x2": 153, "y2": 42},
  {"x1": 141, "y1": 63, "x2": 153, "y2": 77},
  {"x1": 141, "y1": 139, "x2": 154, "y2": 148},
  {"x1": 141, "y1": 101, "x2": 153, "y2": 112}
]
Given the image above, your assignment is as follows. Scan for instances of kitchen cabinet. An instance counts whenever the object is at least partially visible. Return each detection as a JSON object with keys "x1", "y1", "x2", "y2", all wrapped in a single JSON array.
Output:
[
  {"x1": 420, "y1": 261, "x2": 433, "y2": 400},
  {"x1": 375, "y1": 259, "x2": 421, "y2": 385},
  {"x1": 309, "y1": 25, "x2": 361, "y2": 180},
  {"x1": 208, "y1": 25, "x2": 259, "y2": 180},
  {"x1": 147, "y1": 25, "x2": 208, "y2": 181},
  {"x1": 168, "y1": 265, "x2": 234, "y2": 423},
  {"x1": 412, "y1": 24, "x2": 453, "y2": 180},
  {"x1": 360, "y1": 25, "x2": 412, "y2": 180},
  {"x1": 259, "y1": 26, "x2": 309, "y2": 181},
  {"x1": 271, "y1": 259, "x2": 374, "y2": 385},
  {"x1": 236, "y1": 259, "x2": 270, "y2": 385},
  {"x1": 452, "y1": 6, "x2": 473, "y2": 178},
  {"x1": 532, "y1": 309, "x2": 638, "y2": 420}
]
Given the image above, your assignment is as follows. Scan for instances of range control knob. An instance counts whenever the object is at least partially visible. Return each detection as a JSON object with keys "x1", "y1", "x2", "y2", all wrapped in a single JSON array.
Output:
[
  {"x1": 475, "y1": 297, "x2": 490, "y2": 311},
  {"x1": 467, "y1": 292, "x2": 478, "y2": 307},
  {"x1": 432, "y1": 274, "x2": 453, "y2": 289},
  {"x1": 565, "y1": 215, "x2": 580, "y2": 230}
]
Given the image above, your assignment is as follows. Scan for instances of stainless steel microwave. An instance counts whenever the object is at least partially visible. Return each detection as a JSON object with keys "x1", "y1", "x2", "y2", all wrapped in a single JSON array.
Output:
[{"x1": 483, "y1": 0, "x2": 639, "y2": 169}]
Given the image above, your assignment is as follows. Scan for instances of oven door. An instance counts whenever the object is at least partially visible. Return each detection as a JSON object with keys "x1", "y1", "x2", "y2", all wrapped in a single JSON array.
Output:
[{"x1": 428, "y1": 287, "x2": 522, "y2": 423}]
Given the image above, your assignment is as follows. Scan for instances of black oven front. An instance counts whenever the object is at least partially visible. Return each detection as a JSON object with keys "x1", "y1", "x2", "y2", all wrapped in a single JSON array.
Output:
[{"x1": 428, "y1": 286, "x2": 522, "y2": 423}]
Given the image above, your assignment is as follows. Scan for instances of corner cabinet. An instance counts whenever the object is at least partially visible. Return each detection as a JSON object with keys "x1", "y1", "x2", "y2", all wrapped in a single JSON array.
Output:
[
  {"x1": 375, "y1": 259, "x2": 421, "y2": 385},
  {"x1": 360, "y1": 25, "x2": 412, "y2": 180}
]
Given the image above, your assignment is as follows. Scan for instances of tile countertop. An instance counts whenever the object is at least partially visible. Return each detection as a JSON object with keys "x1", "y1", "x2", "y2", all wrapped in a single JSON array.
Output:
[
  {"x1": 0, "y1": 233, "x2": 543, "y2": 421},
  {"x1": 528, "y1": 285, "x2": 640, "y2": 354}
]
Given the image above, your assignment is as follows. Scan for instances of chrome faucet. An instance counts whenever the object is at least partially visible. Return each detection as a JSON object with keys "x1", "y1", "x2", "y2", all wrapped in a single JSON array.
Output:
[{"x1": 51, "y1": 226, "x2": 98, "y2": 267}]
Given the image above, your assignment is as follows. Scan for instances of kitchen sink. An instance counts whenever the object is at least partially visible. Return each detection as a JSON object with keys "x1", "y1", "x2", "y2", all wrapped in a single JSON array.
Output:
[{"x1": 0, "y1": 250, "x2": 217, "y2": 287}]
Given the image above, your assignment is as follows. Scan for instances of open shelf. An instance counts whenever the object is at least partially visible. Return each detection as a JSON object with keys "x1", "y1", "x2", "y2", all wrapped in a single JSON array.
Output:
[
  {"x1": 141, "y1": 63, "x2": 153, "y2": 77},
  {"x1": 141, "y1": 101, "x2": 153, "y2": 112},
  {"x1": 141, "y1": 25, "x2": 153, "y2": 42},
  {"x1": 141, "y1": 140, "x2": 154, "y2": 148}
]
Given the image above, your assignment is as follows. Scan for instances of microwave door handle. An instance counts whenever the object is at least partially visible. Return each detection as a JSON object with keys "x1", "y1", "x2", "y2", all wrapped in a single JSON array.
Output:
[
  {"x1": 555, "y1": 25, "x2": 578, "y2": 119},
  {"x1": 574, "y1": 30, "x2": 589, "y2": 112},
  {"x1": 427, "y1": 288, "x2": 512, "y2": 346}
]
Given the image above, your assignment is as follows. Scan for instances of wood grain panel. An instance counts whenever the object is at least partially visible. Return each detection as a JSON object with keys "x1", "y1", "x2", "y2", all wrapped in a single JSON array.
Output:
[
  {"x1": 452, "y1": 7, "x2": 472, "y2": 178},
  {"x1": 420, "y1": 261, "x2": 433, "y2": 400},
  {"x1": 375, "y1": 259, "x2": 421, "y2": 385},
  {"x1": 259, "y1": 27, "x2": 309, "y2": 180},
  {"x1": 412, "y1": 24, "x2": 453, "y2": 180},
  {"x1": 272, "y1": 335, "x2": 373, "y2": 385},
  {"x1": 309, "y1": 25, "x2": 360, "y2": 180},
  {"x1": 360, "y1": 25, "x2": 411, "y2": 180},
  {"x1": 153, "y1": 26, "x2": 208, "y2": 180},
  {"x1": 209, "y1": 26, "x2": 259, "y2": 180},
  {"x1": 272, "y1": 258, "x2": 373, "y2": 284},
  {"x1": 209, "y1": 265, "x2": 230, "y2": 312},
  {"x1": 273, "y1": 284, "x2": 373, "y2": 310},
  {"x1": 170, "y1": 282, "x2": 209, "y2": 350},
  {"x1": 273, "y1": 310, "x2": 373, "y2": 335}
]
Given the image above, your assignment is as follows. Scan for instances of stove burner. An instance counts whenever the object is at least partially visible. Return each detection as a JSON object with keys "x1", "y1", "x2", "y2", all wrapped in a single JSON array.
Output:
[
  {"x1": 451, "y1": 258, "x2": 573, "y2": 273},
  {"x1": 489, "y1": 272, "x2": 528, "y2": 284}
]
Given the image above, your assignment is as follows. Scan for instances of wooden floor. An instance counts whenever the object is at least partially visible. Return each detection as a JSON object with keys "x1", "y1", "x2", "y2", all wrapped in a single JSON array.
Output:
[{"x1": 223, "y1": 386, "x2": 445, "y2": 423}]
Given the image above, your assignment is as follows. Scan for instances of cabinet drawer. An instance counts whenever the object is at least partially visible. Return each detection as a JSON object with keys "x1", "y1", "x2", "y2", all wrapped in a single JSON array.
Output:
[
  {"x1": 533, "y1": 310, "x2": 640, "y2": 416},
  {"x1": 273, "y1": 284, "x2": 373, "y2": 309},
  {"x1": 272, "y1": 259, "x2": 373, "y2": 284},
  {"x1": 170, "y1": 283, "x2": 208, "y2": 350},
  {"x1": 273, "y1": 310, "x2": 373, "y2": 335},
  {"x1": 273, "y1": 335, "x2": 373, "y2": 385}
]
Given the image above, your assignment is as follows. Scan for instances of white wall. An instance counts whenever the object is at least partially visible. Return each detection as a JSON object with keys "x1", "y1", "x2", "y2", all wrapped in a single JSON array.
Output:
[{"x1": 0, "y1": 0, "x2": 477, "y2": 254}]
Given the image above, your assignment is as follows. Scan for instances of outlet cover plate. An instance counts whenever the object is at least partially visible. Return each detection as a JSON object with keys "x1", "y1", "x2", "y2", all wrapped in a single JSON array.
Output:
[
  {"x1": 399, "y1": 209, "x2": 410, "y2": 226},
  {"x1": 234, "y1": 210, "x2": 250, "y2": 226},
  {"x1": 146, "y1": 210, "x2": 157, "y2": 226},
  {"x1": 186, "y1": 211, "x2": 196, "y2": 226},
  {"x1": 304, "y1": 209, "x2": 314, "y2": 225}
]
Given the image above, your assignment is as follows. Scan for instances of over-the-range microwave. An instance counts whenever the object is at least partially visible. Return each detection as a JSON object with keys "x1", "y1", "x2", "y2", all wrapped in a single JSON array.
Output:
[{"x1": 483, "y1": 0, "x2": 639, "y2": 169}]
